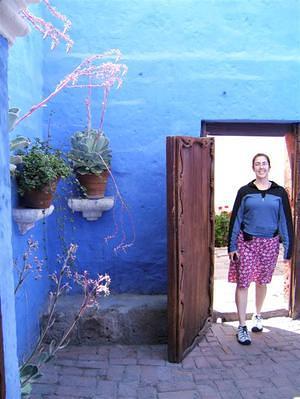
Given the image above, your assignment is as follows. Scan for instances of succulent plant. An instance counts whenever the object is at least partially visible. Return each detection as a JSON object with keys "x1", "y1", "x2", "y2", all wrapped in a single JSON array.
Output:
[
  {"x1": 68, "y1": 129, "x2": 112, "y2": 175},
  {"x1": 8, "y1": 108, "x2": 31, "y2": 173},
  {"x1": 8, "y1": 107, "x2": 21, "y2": 132}
]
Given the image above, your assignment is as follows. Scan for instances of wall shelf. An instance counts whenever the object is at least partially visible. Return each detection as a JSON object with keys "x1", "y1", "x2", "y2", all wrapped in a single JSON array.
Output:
[
  {"x1": 68, "y1": 197, "x2": 114, "y2": 221},
  {"x1": 12, "y1": 205, "x2": 54, "y2": 234}
]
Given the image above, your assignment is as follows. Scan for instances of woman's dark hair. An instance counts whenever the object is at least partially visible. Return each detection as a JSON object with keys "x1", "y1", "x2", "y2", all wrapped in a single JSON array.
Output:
[{"x1": 252, "y1": 153, "x2": 271, "y2": 168}]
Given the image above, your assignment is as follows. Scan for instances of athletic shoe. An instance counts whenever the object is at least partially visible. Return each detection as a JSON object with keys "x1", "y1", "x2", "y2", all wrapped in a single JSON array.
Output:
[
  {"x1": 252, "y1": 314, "x2": 263, "y2": 333},
  {"x1": 236, "y1": 325, "x2": 251, "y2": 345}
]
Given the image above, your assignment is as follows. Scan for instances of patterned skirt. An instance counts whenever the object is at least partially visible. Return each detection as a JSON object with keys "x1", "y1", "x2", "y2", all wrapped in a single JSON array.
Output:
[{"x1": 228, "y1": 232, "x2": 280, "y2": 288}]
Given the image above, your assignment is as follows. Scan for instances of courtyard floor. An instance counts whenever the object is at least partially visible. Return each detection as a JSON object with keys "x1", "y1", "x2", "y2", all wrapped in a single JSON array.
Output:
[
  {"x1": 30, "y1": 248, "x2": 300, "y2": 399},
  {"x1": 30, "y1": 317, "x2": 300, "y2": 399}
]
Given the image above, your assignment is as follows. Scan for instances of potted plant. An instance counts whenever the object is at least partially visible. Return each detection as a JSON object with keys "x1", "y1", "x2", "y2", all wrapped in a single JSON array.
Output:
[
  {"x1": 68, "y1": 128, "x2": 112, "y2": 198},
  {"x1": 16, "y1": 140, "x2": 71, "y2": 209}
]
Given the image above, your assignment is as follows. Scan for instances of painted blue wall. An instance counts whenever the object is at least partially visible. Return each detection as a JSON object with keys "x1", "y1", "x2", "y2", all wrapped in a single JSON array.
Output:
[
  {"x1": 5, "y1": 0, "x2": 300, "y2": 369},
  {"x1": 41, "y1": 0, "x2": 300, "y2": 294},
  {"x1": 0, "y1": 34, "x2": 21, "y2": 399},
  {"x1": 8, "y1": 4, "x2": 51, "y2": 361}
]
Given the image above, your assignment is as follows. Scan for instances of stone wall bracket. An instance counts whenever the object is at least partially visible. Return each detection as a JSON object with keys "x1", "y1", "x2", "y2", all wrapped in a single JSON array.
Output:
[
  {"x1": 12, "y1": 205, "x2": 54, "y2": 234},
  {"x1": 68, "y1": 197, "x2": 114, "y2": 221}
]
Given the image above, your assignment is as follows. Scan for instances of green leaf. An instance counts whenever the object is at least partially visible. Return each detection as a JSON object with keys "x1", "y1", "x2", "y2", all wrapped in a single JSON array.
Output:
[
  {"x1": 37, "y1": 351, "x2": 49, "y2": 364},
  {"x1": 8, "y1": 107, "x2": 20, "y2": 132},
  {"x1": 49, "y1": 339, "x2": 56, "y2": 356},
  {"x1": 20, "y1": 364, "x2": 38, "y2": 381},
  {"x1": 21, "y1": 382, "x2": 32, "y2": 397},
  {"x1": 10, "y1": 136, "x2": 30, "y2": 151},
  {"x1": 10, "y1": 154, "x2": 23, "y2": 165}
]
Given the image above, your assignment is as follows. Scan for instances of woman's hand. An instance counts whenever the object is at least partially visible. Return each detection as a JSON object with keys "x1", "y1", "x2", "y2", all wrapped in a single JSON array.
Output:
[{"x1": 229, "y1": 251, "x2": 239, "y2": 262}]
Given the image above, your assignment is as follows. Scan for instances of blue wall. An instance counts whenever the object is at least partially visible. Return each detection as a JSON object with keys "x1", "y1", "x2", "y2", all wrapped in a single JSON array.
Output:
[
  {"x1": 8, "y1": 4, "x2": 51, "y2": 361},
  {"x1": 42, "y1": 0, "x2": 300, "y2": 294},
  {"x1": 0, "y1": 35, "x2": 21, "y2": 399},
  {"x1": 5, "y1": 0, "x2": 300, "y2": 367}
]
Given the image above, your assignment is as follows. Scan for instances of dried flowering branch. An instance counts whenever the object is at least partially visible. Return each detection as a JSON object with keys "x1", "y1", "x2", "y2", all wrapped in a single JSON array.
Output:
[
  {"x1": 48, "y1": 271, "x2": 111, "y2": 360},
  {"x1": 20, "y1": 0, "x2": 73, "y2": 52},
  {"x1": 20, "y1": 243, "x2": 111, "y2": 390},
  {"x1": 14, "y1": 237, "x2": 43, "y2": 295},
  {"x1": 12, "y1": 43, "x2": 132, "y2": 251},
  {"x1": 22, "y1": 243, "x2": 77, "y2": 368},
  {"x1": 42, "y1": 0, "x2": 72, "y2": 34},
  {"x1": 95, "y1": 154, "x2": 135, "y2": 253},
  {"x1": 14, "y1": 49, "x2": 127, "y2": 129}
]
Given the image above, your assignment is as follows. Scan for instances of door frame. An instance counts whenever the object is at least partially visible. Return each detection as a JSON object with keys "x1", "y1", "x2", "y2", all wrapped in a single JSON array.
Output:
[{"x1": 201, "y1": 120, "x2": 300, "y2": 319}]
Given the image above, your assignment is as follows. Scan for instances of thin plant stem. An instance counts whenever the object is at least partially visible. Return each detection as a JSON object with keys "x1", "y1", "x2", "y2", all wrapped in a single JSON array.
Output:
[{"x1": 21, "y1": 249, "x2": 73, "y2": 368}]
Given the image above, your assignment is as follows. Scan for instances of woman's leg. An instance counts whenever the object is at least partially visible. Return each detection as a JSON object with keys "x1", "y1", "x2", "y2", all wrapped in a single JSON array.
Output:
[
  {"x1": 255, "y1": 283, "x2": 267, "y2": 314},
  {"x1": 235, "y1": 286, "x2": 249, "y2": 326}
]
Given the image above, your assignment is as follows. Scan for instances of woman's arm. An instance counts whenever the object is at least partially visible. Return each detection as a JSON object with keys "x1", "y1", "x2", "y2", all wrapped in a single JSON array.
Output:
[
  {"x1": 227, "y1": 187, "x2": 245, "y2": 255},
  {"x1": 278, "y1": 188, "x2": 294, "y2": 260}
]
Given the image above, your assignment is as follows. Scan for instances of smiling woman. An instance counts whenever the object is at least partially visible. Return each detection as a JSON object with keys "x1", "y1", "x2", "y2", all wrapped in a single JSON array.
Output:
[
  {"x1": 227, "y1": 152, "x2": 293, "y2": 345},
  {"x1": 214, "y1": 136, "x2": 286, "y2": 212}
]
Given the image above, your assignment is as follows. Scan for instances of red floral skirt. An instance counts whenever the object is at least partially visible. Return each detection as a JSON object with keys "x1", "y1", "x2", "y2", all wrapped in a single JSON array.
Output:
[{"x1": 228, "y1": 232, "x2": 280, "y2": 288}]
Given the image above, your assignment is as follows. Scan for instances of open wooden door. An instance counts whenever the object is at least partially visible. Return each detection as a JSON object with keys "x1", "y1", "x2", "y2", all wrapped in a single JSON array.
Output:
[
  {"x1": 167, "y1": 136, "x2": 214, "y2": 363},
  {"x1": 287, "y1": 123, "x2": 300, "y2": 319}
]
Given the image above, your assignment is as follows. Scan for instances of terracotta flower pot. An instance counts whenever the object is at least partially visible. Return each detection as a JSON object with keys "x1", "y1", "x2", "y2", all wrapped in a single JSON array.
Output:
[
  {"x1": 76, "y1": 171, "x2": 109, "y2": 199},
  {"x1": 21, "y1": 180, "x2": 59, "y2": 209}
]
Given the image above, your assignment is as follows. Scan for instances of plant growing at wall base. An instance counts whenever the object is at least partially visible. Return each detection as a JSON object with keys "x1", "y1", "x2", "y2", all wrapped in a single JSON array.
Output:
[
  {"x1": 68, "y1": 129, "x2": 112, "y2": 198},
  {"x1": 15, "y1": 243, "x2": 111, "y2": 397},
  {"x1": 16, "y1": 140, "x2": 71, "y2": 208}
]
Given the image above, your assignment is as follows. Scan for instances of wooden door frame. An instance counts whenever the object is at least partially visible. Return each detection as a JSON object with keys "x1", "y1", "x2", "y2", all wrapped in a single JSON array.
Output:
[{"x1": 201, "y1": 120, "x2": 300, "y2": 319}]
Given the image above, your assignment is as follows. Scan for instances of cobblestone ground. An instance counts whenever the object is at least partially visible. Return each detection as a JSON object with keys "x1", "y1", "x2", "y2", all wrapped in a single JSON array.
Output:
[{"x1": 30, "y1": 317, "x2": 300, "y2": 399}]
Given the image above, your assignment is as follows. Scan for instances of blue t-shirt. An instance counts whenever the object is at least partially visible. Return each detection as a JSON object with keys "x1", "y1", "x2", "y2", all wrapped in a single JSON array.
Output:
[{"x1": 228, "y1": 180, "x2": 293, "y2": 259}]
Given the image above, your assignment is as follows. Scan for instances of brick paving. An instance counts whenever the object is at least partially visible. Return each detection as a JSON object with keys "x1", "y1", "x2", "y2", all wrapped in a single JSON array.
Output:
[
  {"x1": 30, "y1": 317, "x2": 300, "y2": 399},
  {"x1": 29, "y1": 250, "x2": 297, "y2": 398}
]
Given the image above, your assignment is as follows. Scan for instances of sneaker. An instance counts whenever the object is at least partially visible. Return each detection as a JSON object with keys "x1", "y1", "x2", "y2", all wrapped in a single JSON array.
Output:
[
  {"x1": 236, "y1": 325, "x2": 251, "y2": 345},
  {"x1": 252, "y1": 314, "x2": 263, "y2": 333}
]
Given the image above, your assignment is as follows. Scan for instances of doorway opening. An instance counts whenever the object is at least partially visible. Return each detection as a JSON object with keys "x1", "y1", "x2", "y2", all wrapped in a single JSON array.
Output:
[{"x1": 202, "y1": 121, "x2": 296, "y2": 321}]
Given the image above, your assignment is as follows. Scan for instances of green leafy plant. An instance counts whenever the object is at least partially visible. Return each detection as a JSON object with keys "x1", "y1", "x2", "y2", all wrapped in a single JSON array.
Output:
[
  {"x1": 68, "y1": 129, "x2": 112, "y2": 175},
  {"x1": 16, "y1": 140, "x2": 71, "y2": 196},
  {"x1": 215, "y1": 207, "x2": 231, "y2": 247}
]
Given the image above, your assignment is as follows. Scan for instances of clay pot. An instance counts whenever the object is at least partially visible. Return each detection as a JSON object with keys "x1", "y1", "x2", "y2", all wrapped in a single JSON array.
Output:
[
  {"x1": 21, "y1": 180, "x2": 59, "y2": 209},
  {"x1": 76, "y1": 171, "x2": 109, "y2": 199}
]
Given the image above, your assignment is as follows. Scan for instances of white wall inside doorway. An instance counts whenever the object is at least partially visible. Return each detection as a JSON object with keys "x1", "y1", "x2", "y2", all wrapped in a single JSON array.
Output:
[{"x1": 214, "y1": 136, "x2": 286, "y2": 212}]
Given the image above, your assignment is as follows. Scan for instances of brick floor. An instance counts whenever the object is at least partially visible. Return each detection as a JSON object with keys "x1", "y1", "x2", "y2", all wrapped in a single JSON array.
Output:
[{"x1": 30, "y1": 316, "x2": 300, "y2": 399}]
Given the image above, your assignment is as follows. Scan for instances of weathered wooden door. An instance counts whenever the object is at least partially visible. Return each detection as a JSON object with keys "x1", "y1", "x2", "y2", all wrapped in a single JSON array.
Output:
[
  {"x1": 167, "y1": 136, "x2": 214, "y2": 363},
  {"x1": 286, "y1": 124, "x2": 300, "y2": 319}
]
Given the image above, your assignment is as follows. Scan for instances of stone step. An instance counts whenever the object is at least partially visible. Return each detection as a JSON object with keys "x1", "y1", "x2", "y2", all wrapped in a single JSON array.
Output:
[{"x1": 43, "y1": 294, "x2": 168, "y2": 345}]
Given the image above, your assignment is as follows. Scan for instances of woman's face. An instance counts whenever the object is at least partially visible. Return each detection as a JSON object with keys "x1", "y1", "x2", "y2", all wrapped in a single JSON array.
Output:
[{"x1": 252, "y1": 155, "x2": 270, "y2": 180}]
